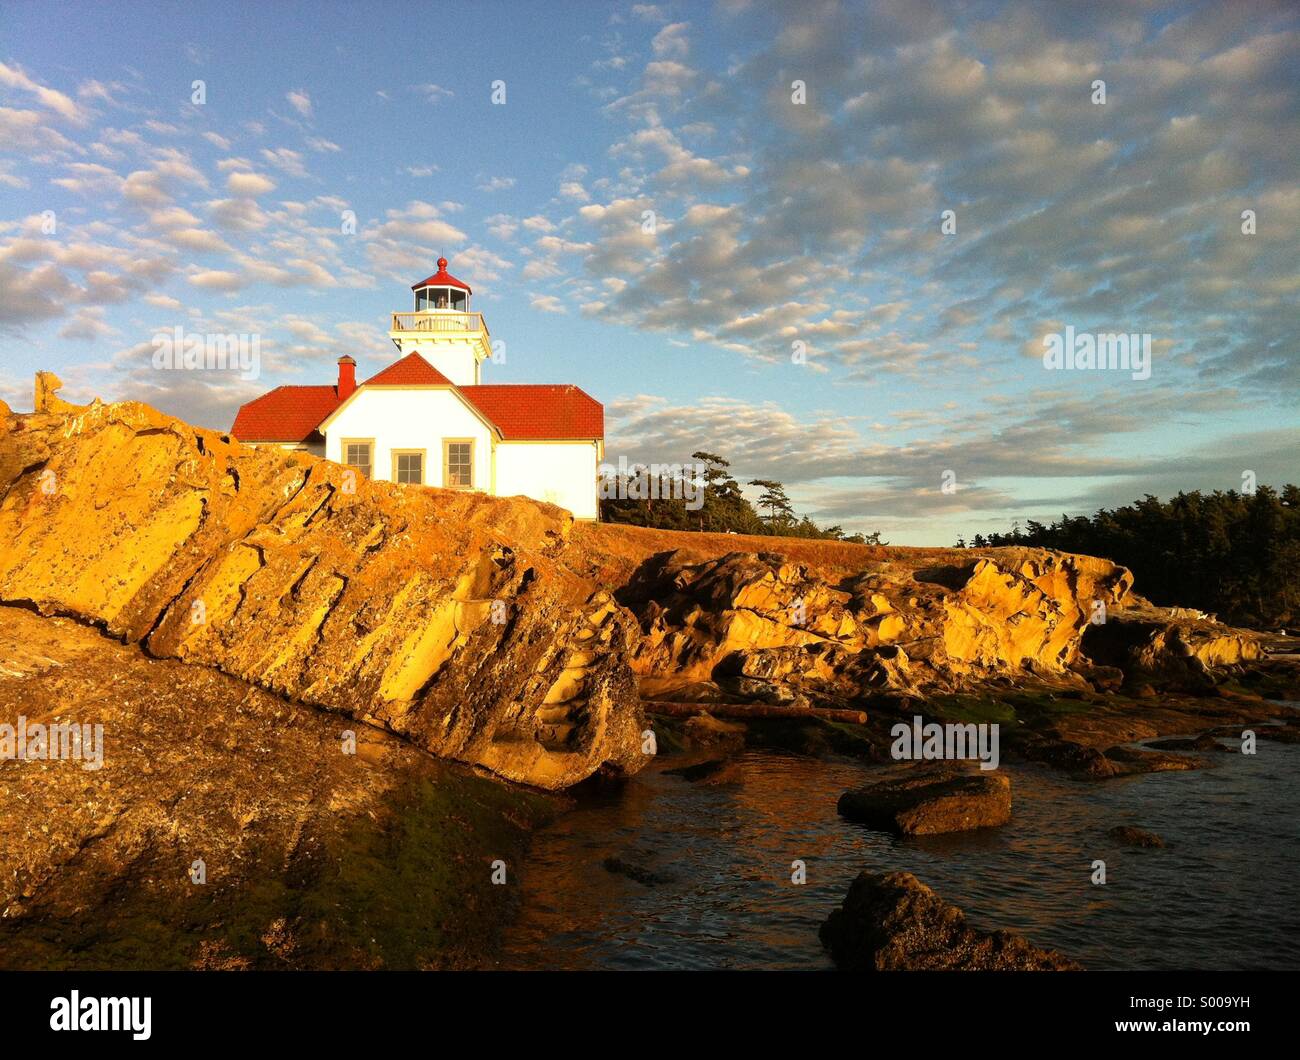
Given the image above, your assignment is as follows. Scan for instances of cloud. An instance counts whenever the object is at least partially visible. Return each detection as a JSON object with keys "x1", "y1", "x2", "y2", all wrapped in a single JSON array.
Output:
[
  {"x1": 0, "y1": 259, "x2": 76, "y2": 325},
  {"x1": 604, "y1": 381, "x2": 1281, "y2": 539},
  {"x1": 0, "y1": 161, "x2": 28, "y2": 189},
  {"x1": 529, "y1": 293, "x2": 566, "y2": 314},
  {"x1": 120, "y1": 150, "x2": 209, "y2": 208},
  {"x1": 515, "y1": 0, "x2": 1300, "y2": 406},
  {"x1": 52, "y1": 162, "x2": 124, "y2": 196},
  {"x1": 59, "y1": 306, "x2": 115, "y2": 341},
  {"x1": 226, "y1": 170, "x2": 276, "y2": 197},
  {"x1": 411, "y1": 83, "x2": 454, "y2": 104},
  {"x1": 259, "y1": 147, "x2": 308, "y2": 178},
  {"x1": 207, "y1": 197, "x2": 269, "y2": 231},
  {"x1": 286, "y1": 89, "x2": 313, "y2": 118},
  {"x1": 0, "y1": 61, "x2": 83, "y2": 122},
  {"x1": 631, "y1": 5, "x2": 668, "y2": 23},
  {"x1": 651, "y1": 22, "x2": 690, "y2": 60},
  {"x1": 188, "y1": 269, "x2": 245, "y2": 292},
  {"x1": 364, "y1": 201, "x2": 470, "y2": 281},
  {"x1": 0, "y1": 106, "x2": 78, "y2": 153},
  {"x1": 1, "y1": 2, "x2": 1296, "y2": 547}
]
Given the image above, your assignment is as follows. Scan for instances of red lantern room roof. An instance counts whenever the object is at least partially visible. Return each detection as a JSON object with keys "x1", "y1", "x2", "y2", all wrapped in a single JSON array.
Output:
[{"x1": 411, "y1": 256, "x2": 471, "y2": 293}]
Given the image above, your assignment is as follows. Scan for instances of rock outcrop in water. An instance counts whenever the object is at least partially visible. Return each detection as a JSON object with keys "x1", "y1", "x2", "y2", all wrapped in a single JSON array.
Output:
[
  {"x1": 0, "y1": 399, "x2": 644, "y2": 790},
  {"x1": 837, "y1": 770, "x2": 1012, "y2": 835},
  {"x1": 820, "y1": 871, "x2": 1081, "y2": 971}
]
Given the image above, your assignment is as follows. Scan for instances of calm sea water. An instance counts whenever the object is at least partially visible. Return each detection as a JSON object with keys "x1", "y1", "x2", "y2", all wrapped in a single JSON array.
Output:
[{"x1": 501, "y1": 723, "x2": 1300, "y2": 970}]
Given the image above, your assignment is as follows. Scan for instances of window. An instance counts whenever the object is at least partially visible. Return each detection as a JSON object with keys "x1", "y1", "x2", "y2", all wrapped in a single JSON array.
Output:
[
  {"x1": 443, "y1": 440, "x2": 473, "y2": 488},
  {"x1": 392, "y1": 450, "x2": 425, "y2": 484},
  {"x1": 342, "y1": 439, "x2": 373, "y2": 479}
]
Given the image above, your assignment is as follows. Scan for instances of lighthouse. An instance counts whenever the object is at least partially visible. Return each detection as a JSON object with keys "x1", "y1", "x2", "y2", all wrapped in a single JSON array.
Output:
[
  {"x1": 232, "y1": 254, "x2": 605, "y2": 519},
  {"x1": 388, "y1": 256, "x2": 492, "y2": 386}
]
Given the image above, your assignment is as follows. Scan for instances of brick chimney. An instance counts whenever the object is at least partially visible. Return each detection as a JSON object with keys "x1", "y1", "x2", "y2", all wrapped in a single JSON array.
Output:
[{"x1": 337, "y1": 355, "x2": 357, "y2": 399}]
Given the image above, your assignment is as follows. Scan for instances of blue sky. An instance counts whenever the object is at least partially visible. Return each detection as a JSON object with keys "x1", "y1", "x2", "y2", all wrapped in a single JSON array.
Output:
[{"x1": 1, "y1": 0, "x2": 1296, "y2": 545}]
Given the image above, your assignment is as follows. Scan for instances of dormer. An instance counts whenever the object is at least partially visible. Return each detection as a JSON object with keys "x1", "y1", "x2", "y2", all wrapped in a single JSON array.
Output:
[{"x1": 389, "y1": 255, "x2": 492, "y2": 385}]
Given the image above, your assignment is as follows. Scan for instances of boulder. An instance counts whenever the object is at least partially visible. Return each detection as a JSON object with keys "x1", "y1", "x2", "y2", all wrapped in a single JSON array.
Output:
[
  {"x1": 837, "y1": 769, "x2": 1011, "y2": 835},
  {"x1": 820, "y1": 871, "x2": 1081, "y2": 970}
]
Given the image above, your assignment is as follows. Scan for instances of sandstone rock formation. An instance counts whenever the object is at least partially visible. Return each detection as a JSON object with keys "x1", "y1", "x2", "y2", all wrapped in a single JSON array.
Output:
[
  {"x1": 837, "y1": 770, "x2": 1012, "y2": 835},
  {"x1": 623, "y1": 548, "x2": 1143, "y2": 702},
  {"x1": 820, "y1": 871, "x2": 1081, "y2": 971},
  {"x1": 0, "y1": 399, "x2": 645, "y2": 790},
  {"x1": 613, "y1": 541, "x2": 1273, "y2": 729},
  {"x1": 32, "y1": 371, "x2": 87, "y2": 416}
]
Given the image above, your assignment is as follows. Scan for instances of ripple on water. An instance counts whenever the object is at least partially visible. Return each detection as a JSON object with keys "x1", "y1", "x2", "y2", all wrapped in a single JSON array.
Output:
[{"x1": 501, "y1": 727, "x2": 1300, "y2": 970}]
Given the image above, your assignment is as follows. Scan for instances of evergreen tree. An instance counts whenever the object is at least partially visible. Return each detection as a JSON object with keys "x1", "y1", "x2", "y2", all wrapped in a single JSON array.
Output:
[{"x1": 749, "y1": 478, "x2": 795, "y2": 526}]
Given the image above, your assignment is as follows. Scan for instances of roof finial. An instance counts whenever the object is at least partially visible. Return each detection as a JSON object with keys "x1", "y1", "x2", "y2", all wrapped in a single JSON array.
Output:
[{"x1": 437, "y1": 256, "x2": 448, "y2": 270}]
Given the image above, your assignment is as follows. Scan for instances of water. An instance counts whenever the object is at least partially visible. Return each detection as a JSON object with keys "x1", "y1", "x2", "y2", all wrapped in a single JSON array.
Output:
[{"x1": 501, "y1": 731, "x2": 1300, "y2": 970}]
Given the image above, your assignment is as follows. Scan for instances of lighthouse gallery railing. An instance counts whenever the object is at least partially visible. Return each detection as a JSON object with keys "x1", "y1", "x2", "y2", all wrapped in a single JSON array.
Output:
[{"x1": 390, "y1": 311, "x2": 489, "y2": 337}]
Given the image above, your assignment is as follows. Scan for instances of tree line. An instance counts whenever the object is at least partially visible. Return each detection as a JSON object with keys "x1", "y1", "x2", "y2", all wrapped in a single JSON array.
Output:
[
  {"x1": 599, "y1": 451, "x2": 885, "y2": 544},
  {"x1": 959, "y1": 486, "x2": 1300, "y2": 629}
]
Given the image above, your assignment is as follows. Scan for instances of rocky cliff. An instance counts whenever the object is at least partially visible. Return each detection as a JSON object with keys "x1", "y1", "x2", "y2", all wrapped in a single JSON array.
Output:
[
  {"x1": 0, "y1": 397, "x2": 1273, "y2": 790},
  {"x1": 0, "y1": 398, "x2": 644, "y2": 790}
]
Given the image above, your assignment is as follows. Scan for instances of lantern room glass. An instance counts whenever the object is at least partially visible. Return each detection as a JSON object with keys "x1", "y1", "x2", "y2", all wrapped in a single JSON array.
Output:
[{"x1": 415, "y1": 286, "x2": 468, "y2": 312}]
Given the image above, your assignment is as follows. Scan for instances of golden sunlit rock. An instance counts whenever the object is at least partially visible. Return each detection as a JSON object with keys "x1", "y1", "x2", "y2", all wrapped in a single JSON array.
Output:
[{"x1": 0, "y1": 397, "x2": 644, "y2": 791}]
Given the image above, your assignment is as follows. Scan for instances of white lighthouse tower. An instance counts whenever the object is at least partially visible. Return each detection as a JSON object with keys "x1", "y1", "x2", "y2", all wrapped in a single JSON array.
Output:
[{"x1": 387, "y1": 256, "x2": 492, "y2": 385}]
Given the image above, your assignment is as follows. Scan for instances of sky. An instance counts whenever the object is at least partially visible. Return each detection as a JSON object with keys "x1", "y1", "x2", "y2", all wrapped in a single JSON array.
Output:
[{"x1": 0, "y1": 0, "x2": 1296, "y2": 546}]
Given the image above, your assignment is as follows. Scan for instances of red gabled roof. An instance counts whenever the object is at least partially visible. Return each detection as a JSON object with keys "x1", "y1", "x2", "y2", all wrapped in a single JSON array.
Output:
[
  {"x1": 363, "y1": 352, "x2": 454, "y2": 387},
  {"x1": 411, "y1": 256, "x2": 471, "y2": 293},
  {"x1": 231, "y1": 356, "x2": 603, "y2": 443},
  {"x1": 230, "y1": 385, "x2": 342, "y2": 442},
  {"x1": 460, "y1": 384, "x2": 603, "y2": 440}
]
